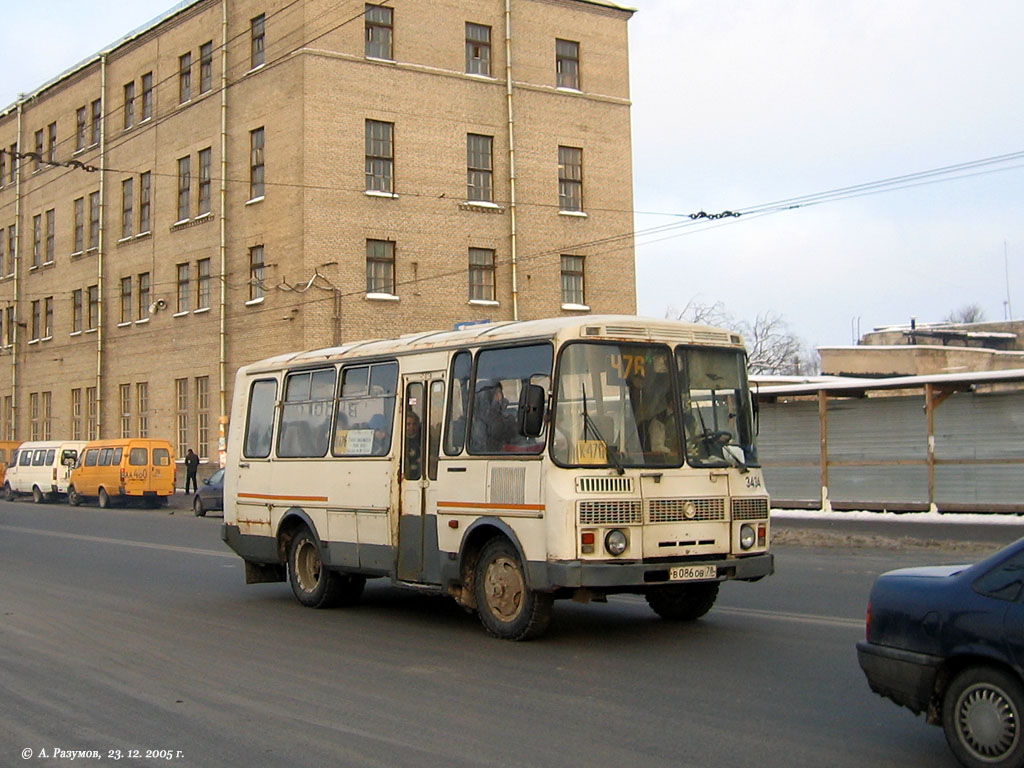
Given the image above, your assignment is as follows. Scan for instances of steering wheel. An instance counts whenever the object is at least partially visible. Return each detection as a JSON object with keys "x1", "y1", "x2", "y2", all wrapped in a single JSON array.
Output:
[{"x1": 687, "y1": 429, "x2": 731, "y2": 450}]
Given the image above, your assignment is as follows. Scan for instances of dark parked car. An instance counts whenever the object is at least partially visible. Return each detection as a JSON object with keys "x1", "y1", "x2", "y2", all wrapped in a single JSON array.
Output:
[
  {"x1": 857, "y1": 537, "x2": 1024, "y2": 768},
  {"x1": 192, "y1": 468, "x2": 224, "y2": 517}
]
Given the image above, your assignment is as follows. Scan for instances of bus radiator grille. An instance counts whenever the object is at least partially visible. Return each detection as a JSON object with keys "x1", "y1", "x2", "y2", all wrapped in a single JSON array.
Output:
[
  {"x1": 647, "y1": 497, "x2": 725, "y2": 522},
  {"x1": 579, "y1": 500, "x2": 642, "y2": 525},
  {"x1": 732, "y1": 497, "x2": 770, "y2": 520}
]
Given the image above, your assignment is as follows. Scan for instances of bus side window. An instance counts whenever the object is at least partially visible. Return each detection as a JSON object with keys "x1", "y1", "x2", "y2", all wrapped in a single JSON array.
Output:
[
  {"x1": 428, "y1": 380, "x2": 444, "y2": 480},
  {"x1": 244, "y1": 379, "x2": 278, "y2": 459},
  {"x1": 444, "y1": 351, "x2": 471, "y2": 455}
]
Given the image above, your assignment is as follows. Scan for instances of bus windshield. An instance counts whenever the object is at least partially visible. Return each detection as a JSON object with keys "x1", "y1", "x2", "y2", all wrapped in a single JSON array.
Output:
[
  {"x1": 677, "y1": 347, "x2": 759, "y2": 468},
  {"x1": 552, "y1": 342, "x2": 682, "y2": 469}
]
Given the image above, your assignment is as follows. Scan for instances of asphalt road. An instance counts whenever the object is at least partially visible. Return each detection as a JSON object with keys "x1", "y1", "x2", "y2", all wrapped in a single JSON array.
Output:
[{"x1": 2, "y1": 497, "x2": 1021, "y2": 768}]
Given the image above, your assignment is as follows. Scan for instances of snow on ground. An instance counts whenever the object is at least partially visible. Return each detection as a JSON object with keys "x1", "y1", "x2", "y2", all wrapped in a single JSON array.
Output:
[{"x1": 772, "y1": 508, "x2": 1024, "y2": 526}]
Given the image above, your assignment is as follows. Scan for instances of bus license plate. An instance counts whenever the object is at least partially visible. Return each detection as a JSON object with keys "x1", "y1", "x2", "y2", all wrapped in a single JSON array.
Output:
[{"x1": 669, "y1": 565, "x2": 717, "y2": 582}]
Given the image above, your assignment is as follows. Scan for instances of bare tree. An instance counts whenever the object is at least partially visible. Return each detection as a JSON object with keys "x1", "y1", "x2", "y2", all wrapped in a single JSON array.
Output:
[
  {"x1": 669, "y1": 301, "x2": 818, "y2": 375},
  {"x1": 944, "y1": 304, "x2": 986, "y2": 324}
]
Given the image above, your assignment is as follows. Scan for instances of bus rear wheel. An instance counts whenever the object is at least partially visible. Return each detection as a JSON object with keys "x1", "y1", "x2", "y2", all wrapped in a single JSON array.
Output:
[
  {"x1": 287, "y1": 528, "x2": 364, "y2": 608},
  {"x1": 646, "y1": 582, "x2": 720, "y2": 621},
  {"x1": 68, "y1": 486, "x2": 82, "y2": 507},
  {"x1": 474, "y1": 537, "x2": 552, "y2": 640},
  {"x1": 98, "y1": 488, "x2": 110, "y2": 509}
]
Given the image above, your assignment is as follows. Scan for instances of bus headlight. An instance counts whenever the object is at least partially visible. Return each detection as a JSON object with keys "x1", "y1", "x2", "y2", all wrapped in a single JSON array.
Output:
[
  {"x1": 739, "y1": 524, "x2": 756, "y2": 550},
  {"x1": 605, "y1": 529, "x2": 628, "y2": 556}
]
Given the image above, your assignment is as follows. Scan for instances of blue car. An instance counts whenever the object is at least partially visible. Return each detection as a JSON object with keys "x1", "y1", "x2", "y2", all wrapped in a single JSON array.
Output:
[
  {"x1": 857, "y1": 538, "x2": 1024, "y2": 768},
  {"x1": 192, "y1": 468, "x2": 224, "y2": 517}
]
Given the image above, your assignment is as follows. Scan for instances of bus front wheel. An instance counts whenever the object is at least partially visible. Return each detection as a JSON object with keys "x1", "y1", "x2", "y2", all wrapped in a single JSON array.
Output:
[
  {"x1": 474, "y1": 537, "x2": 552, "y2": 641},
  {"x1": 646, "y1": 582, "x2": 720, "y2": 621},
  {"x1": 287, "y1": 528, "x2": 364, "y2": 609}
]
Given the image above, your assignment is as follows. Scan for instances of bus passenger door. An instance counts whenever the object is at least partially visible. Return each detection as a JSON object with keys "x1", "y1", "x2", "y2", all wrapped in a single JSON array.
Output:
[{"x1": 398, "y1": 377, "x2": 443, "y2": 583}]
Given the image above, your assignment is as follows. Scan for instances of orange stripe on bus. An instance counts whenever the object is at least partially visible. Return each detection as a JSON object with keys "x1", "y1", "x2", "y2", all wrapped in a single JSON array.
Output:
[
  {"x1": 436, "y1": 501, "x2": 545, "y2": 511},
  {"x1": 238, "y1": 492, "x2": 329, "y2": 502}
]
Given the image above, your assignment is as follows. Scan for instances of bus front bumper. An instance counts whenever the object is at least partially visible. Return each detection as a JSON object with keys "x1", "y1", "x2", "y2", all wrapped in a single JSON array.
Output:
[{"x1": 529, "y1": 552, "x2": 774, "y2": 591}]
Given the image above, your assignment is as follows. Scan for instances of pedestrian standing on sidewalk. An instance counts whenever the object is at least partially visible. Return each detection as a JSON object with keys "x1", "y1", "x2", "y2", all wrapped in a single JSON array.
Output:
[{"x1": 184, "y1": 448, "x2": 200, "y2": 493}]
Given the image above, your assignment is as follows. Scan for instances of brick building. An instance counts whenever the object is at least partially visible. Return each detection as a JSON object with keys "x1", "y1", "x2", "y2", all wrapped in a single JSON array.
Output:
[{"x1": 0, "y1": 0, "x2": 636, "y2": 462}]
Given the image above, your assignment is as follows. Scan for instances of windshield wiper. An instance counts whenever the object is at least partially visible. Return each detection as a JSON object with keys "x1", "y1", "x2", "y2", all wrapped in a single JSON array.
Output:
[{"x1": 582, "y1": 384, "x2": 624, "y2": 475}]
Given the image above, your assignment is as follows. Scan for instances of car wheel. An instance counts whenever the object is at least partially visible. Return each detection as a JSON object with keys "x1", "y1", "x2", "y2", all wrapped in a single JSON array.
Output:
[
  {"x1": 473, "y1": 537, "x2": 552, "y2": 640},
  {"x1": 645, "y1": 582, "x2": 720, "y2": 621},
  {"x1": 193, "y1": 497, "x2": 206, "y2": 517},
  {"x1": 68, "y1": 486, "x2": 82, "y2": 507},
  {"x1": 98, "y1": 488, "x2": 110, "y2": 509},
  {"x1": 287, "y1": 528, "x2": 354, "y2": 608},
  {"x1": 3, "y1": 483, "x2": 12, "y2": 501},
  {"x1": 943, "y1": 665, "x2": 1024, "y2": 768},
  {"x1": 32, "y1": 486, "x2": 44, "y2": 504}
]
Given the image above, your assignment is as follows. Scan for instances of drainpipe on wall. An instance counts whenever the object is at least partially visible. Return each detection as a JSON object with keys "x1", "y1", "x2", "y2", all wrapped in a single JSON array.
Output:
[
  {"x1": 504, "y1": 0, "x2": 519, "y2": 321},
  {"x1": 11, "y1": 101, "x2": 23, "y2": 438},
  {"x1": 96, "y1": 54, "x2": 108, "y2": 437},
  {"x1": 217, "y1": 0, "x2": 229, "y2": 466}
]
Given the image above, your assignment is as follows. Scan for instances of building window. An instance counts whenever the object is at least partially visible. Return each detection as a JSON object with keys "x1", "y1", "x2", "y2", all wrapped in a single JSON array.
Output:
[
  {"x1": 86, "y1": 387, "x2": 98, "y2": 439},
  {"x1": 120, "y1": 277, "x2": 132, "y2": 324},
  {"x1": 466, "y1": 23, "x2": 491, "y2": 76},
  {"x1": 30, "y1": 300, "x2": 40, "y2": 340},
  {"x1": 365, "y1": 120, "x2": 393, "y2": 193},
  {"x1": 141, "y1": 72, "x2": 153, "y2": 121},
  {"x1": 197, "y1": 258, "x2": 211, "y2": 310},
  {"x1": 87, "y1": 285, "x2": 99, "y2": 330},
  {"x1": 365, "y1": 5, "x2": 393, "y2": 59},
  {"x1": 71, "y1": 290, "x2": 83, "y2": 333},
  {"x1": 3, "y1": 395, "x2": 11, "y2": 441},
  {"x1": 137, "y1": 382, "x2": 149, "y2": 438},
  {"x1": 42, "y1": 391, "x2": 52, "y2": 440},
  {"x1": 556, "y1": 39, "x2": 580, "y2": 89},
  {"x1": 30, "y1": 393, "x2": 39, "y2": 441},
  {"x1": 175, "y1": 378, "x2": 189, "y2": 457},
  {"x1": 76, "y1": 107, "x2": 87, "y2": 151},
  {"x1": 4, "y1": 306, "x2": 13, "y2": 346},
  {"x1": 73, "y1": 197, "x2": 84, "y2": 253},
  {"x1": 249, "y1": 127, "x2": 264, "y2": 200},
  {"x1": 71, "y1": 389, "x2": 82, "y2": 440},
  {"x1": 366, "y1": 239, "x2": 395, "y2": 295},
  {"x1": 47, "y1": 122, "x2": 57, "y2": 163},
  {"x1": 251, "y1": 15, "x2": 265, "y2": 69},
  {"x1": 196, "y1": 375, "x2": 210, "y2": 457},
  {"x1": 467, "y1": 134, "x2": 493, "y2": 202},
  {"x1": 88, "y1": 191, "x2": 100, "y2": 249},
  {"x1": 45, "y1": 209, "x2": 54, "y2": 263},
  {"x1": 198, "y1": 147, "x2": 212, "y2": 216},
  {"x1": 90, "y1": 99, "x2": 102, "y2": 146},
  {"x1": 177, "y1": 156, "x2": 191, "y2": 221},
  {"x1": 0, "y1": 153, "x2": 4, "y2": 186},
  {"x1": 561, "y1": 255, "x2": 585, "y2": 306},
  {"x1": 6, "y1": 226, "x2": 14, "y2": 274},
  {"x1": 177, "y1": 263, "x2": 190, "y2": 313},
  {"x1": 200, "y1": 41, "x2": 213, "y2": 93},
  {"x1": 558, "y1": 146, "x2": 583, "y2": 212},
  {"x1": 43, "y1": 297, "x2": 52, "y2": 339},
  {"x1": 123, "y1": 82, "x2": 135, "y2": 129},
  {"x1": 0, "y1": 228, "x2": 4, "y2": 276},
  {"x1": 33, "y1": 130, "x2": 42, "y2": 171},
  {"x1": 179, "y1": 52, "x2": 192, "y2": 104},
  {"x1": 121, "y1": 178, "x2": 133, "y2": 239},
  {"x1": 120, "y1": 384, "x2": 132, "y2": 438},
  {"x1": 469, "y1": 247, "x2": 496, "y2": 301},
  {"x1": 139, "y1": 171, "x2": 151, "y2": 234},
  {"x1": 249, "y1": 246, "x2": 265, "y2": 301},
  {"x1": 7, "y1": 142, "x2": 16, "y2": 184},
  {"x1": 32, "y1": 214, "x2": 41, "y2": 268},
  {"x1": 138, "y1": 273, "x2": 151, "y2": 320}
]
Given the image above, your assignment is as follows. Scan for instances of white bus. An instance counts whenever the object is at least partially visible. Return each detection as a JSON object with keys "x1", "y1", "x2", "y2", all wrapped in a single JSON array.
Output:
[{"x1": 222, "y1": 315, "x2": 772, "y2": 639}]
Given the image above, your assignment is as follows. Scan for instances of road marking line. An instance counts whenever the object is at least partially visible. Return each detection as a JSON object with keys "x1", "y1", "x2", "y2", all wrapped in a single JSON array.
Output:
[{"x1": 0, "y1": 524, "x2": 235, "y2": 559}]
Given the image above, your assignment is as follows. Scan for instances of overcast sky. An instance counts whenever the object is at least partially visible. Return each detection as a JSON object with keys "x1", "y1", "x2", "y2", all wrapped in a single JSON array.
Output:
[{"x1": 2, "y1": 0, "x2": 1021, "y2": 353}]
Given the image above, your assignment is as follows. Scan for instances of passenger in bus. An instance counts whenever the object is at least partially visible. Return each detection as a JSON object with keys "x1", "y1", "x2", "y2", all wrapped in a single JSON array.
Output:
[
  {"x1": 369, "y1": 413, "x2": 390, "y2": 454},
  {"x1": 405, "y1": 412, "x2": 422, "y2": 478},
  {"x1": 471, "y1": 381, "x2": 517, "y2": 452}
]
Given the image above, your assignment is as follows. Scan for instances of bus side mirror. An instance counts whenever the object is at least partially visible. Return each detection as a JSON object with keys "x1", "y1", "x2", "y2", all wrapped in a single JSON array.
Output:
[{"x1": 519, "y1": 384, "x2": 546, "y2": 437}]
